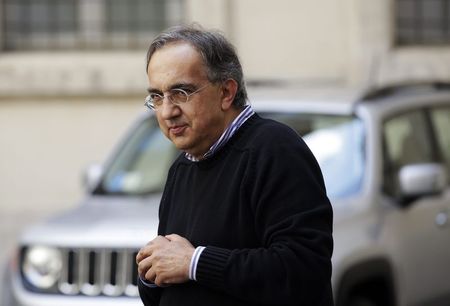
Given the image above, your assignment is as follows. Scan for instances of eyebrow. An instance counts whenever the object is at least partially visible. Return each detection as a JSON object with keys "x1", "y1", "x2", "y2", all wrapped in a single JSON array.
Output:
[{"x1": 147, "y1": 82, "x2": 196, "y2": 94}]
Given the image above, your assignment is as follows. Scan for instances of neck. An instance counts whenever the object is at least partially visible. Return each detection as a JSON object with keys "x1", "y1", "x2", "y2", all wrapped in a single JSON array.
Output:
[{"x1": 190, "y1": 106, "x2": 243, "y2": 160}]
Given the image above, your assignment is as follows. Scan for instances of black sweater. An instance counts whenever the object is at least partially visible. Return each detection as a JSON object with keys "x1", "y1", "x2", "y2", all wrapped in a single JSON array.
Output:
[{"x1": 138, "y1": 114, "x2": 334, "y2": 306}]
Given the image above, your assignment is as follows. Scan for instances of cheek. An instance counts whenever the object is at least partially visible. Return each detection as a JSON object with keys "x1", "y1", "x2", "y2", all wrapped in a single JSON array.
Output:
[
  {"x1": 156, "y1": 116, "x2": 169, "y2": 135},
  {"x1": 189, "y1": 103, "x2": 221, "y2": 130}
]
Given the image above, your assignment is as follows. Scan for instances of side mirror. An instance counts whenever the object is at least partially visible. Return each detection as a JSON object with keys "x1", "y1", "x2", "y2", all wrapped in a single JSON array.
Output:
[
  {"x1": 82, "y1": 163, "x2": 103, "y2": 193},
  {"x1": 398, "y1": 163, "x2": 447, "y2": 204}
]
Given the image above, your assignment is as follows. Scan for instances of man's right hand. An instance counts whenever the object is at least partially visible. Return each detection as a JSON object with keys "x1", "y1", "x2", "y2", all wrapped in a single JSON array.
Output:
[{"x1": 136, "y1": 234, "x2": 195, "y2": 287}]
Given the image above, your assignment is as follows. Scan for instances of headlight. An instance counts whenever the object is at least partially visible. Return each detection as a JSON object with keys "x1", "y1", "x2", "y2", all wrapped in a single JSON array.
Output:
[{"x1": 22, "y1": 246, "x2": 62, "y2": 290}]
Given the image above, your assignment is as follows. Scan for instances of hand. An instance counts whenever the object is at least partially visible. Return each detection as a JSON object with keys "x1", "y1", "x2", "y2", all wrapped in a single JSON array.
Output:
[{"x1": 136, "y1": 234, "x2": 195, "y2": 287}]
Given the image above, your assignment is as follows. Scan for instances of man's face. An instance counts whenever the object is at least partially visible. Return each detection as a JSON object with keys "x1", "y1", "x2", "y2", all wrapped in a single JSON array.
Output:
[{"x1": 147, "y1": 42, "x2": 227, "y2": 159}]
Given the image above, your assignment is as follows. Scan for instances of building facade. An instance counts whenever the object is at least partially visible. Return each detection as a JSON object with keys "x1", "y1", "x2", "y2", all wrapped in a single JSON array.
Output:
[{"x1": 1, "y1": 0, "x2": 449, "y2": 97}]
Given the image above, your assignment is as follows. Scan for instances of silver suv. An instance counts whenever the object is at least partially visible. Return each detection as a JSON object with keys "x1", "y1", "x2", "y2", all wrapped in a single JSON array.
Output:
[{"x1": 3, "y1": 83, "x2": 450, "y2": 306}]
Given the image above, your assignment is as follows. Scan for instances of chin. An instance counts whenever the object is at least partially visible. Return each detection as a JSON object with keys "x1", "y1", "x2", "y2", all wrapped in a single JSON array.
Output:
[{"x1": 172, "y1": 140, "x2": 191, "y2": 152}]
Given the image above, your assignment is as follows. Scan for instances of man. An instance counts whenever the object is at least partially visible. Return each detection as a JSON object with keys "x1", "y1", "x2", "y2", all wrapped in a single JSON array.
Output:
[{"x1": 136, "y1": 25, "x2": 333, "y2": 306}]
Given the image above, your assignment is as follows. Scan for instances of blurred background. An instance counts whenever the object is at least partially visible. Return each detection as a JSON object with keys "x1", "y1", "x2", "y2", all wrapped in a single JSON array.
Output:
[{"x1": 1, "y1": 0, "x2": 450, "y2": 298}]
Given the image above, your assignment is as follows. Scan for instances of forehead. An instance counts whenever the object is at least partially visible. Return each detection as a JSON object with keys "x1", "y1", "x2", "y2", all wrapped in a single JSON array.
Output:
[{"x1": 147, "y1": 42, "x2": 208, "y2": 88}]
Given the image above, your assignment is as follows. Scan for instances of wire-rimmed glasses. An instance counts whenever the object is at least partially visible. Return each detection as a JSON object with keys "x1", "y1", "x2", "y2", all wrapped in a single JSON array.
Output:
[{"x1": 144, "y1": 83, "x2": 210, "y2": 110}]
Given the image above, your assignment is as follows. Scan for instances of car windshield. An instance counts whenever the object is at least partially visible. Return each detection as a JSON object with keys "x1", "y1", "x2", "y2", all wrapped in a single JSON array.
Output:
[
  {"x1": 97, "y1": 117, "x2": 177, "y2": 195},
  {"x1": 262, "y1": 112, "x2": 365, "y2": 200},
  {"x1": 96, "y1": 112, "x2": 365, "y2": 200}
]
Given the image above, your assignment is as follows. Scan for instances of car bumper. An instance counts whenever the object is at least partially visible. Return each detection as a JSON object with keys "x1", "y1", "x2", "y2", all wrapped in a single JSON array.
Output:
[{"x1": 4, "y1": 265, "x2": 142, "y2": 306}]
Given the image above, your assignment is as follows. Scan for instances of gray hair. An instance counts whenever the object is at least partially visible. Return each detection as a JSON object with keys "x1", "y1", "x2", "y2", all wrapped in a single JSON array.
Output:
[{"x1": 146, "y1": 25, "x2": 248, "y2": 108}]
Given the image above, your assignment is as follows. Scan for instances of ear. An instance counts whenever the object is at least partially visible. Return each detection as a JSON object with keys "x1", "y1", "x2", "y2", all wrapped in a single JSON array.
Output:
[{"x1": 220, "y1": 79, "x2": 238, "y2": 111}]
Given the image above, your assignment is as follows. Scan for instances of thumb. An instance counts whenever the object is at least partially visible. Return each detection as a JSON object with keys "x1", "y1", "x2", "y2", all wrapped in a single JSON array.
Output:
[{"x1": 165, "y1": 233, "x2": 182, "y2": 241}]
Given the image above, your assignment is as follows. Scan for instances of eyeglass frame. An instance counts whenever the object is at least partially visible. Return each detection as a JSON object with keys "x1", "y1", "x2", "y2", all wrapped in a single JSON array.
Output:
[{"x1": 144, "y1": 83, "x2": 210, "y2": 110}]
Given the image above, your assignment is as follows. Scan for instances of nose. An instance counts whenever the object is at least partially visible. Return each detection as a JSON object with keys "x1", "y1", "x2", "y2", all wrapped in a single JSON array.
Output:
[{"x1": 159, "y1": 97, "x2": 181, "y2": 120}]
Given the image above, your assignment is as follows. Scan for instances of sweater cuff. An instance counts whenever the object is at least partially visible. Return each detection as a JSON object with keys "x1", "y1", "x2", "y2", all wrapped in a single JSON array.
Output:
[{"x1": 196, "y1": 246, "x2": 231, "y2": 289}]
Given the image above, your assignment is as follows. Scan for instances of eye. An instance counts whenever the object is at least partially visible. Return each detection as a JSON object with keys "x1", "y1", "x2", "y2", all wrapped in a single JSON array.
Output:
[
  {"x1": 149, "y1": 93, "x2": 164, "y2": 104},
  {"x1": 170, "y1": 89, "x2": 189, "y2": 103}
]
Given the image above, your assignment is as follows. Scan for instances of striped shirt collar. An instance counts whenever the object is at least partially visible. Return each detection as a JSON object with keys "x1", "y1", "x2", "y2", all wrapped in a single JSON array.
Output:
[{"x1": 185, "y1": 105, "x2": 255, "y2": 162}]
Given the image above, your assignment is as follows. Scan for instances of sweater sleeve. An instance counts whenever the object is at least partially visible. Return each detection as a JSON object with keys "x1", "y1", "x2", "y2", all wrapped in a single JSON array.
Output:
[
  {"x1": 137, "y1": 160, "x2": 181, "y2": 306},
  {"x1": 195, "y1": 128, "x2": 334, "y2": 305}
]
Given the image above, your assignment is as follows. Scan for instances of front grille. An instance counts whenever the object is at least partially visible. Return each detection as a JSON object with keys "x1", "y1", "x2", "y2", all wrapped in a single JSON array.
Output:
[{"x1": 58, "y1": 248, "x2": 139, "y2": 297}]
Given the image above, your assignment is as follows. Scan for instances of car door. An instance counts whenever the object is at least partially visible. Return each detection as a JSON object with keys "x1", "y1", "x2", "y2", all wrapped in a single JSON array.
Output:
[
  {"x1": 429, "y1": 105, "x2": 450, "y2": 192},
  {"x1": 427, "y1": 104, "x2": 450, "y2": 299},
  {"x1": 381, "y1": 108, "x2": 450, "y2": 306}
]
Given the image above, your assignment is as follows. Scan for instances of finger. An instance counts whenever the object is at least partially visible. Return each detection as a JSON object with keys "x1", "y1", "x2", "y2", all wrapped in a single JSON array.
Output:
[
  {"x1": 155, "y1": 271, "x2": 185, "y2": 288},
  {"x1": 136, "y1": 249, "x2": 145, "y2": 264},
  {"x1": 136, "y1": 239, "x2": 158, "y2": 263},
  {"x1": 154, "y1": 235, "x2": 170, "y2": 243},
  {"x1": 165, "y1": 235, "x2": 194, "y2": 251},
  {"x1": 136, "y1": 246, "x2": 153, "y2": 263},
  {"x1": 137, "y1": 236, "x2": 168, "y2": 263},
  {"x1": 165, "y1": 233, "x2": 183, "y2": 241},
  {"x1": 137, "y1": 257, "x2": 153, "y2": 278},
  {"x1": 154, "y1": 273, "x2": 170, "y2": 287},
  {"x1": 144, "y1": 266, "x2": 157, "y2": 284}
]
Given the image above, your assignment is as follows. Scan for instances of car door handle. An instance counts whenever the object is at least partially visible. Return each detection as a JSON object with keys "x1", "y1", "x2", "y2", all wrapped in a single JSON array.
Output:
[{"x1": 435, "y1": 211, "x2": 448, "y2": 228}]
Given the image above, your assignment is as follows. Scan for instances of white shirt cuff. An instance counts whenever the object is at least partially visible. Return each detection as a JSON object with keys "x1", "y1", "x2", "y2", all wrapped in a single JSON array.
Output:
[{"x1": 189, "y1": 246, "x2": 206, "y2": 281}]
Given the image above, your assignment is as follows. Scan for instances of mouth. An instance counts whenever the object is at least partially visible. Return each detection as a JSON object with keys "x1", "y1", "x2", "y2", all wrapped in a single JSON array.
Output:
[{"x1": 168, "y1": 124, "x2": 188, "y2": 136}]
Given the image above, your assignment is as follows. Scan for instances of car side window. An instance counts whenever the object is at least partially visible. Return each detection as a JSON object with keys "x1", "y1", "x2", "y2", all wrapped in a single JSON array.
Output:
[
  {"x1": 382, "y1": 110, "x2": 434, "y2": 196},
  {"x1": 430, "y1": 106, "x2": 450, "y2": 181},
  {"x1": 100, "y1": 117, "x2": 176, "y2": 195}
]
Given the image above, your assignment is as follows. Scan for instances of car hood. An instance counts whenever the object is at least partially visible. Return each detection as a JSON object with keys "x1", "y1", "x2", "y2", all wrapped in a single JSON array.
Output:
[{"x1": 20, "y1": 194, "x2": 161, "y2": 249}]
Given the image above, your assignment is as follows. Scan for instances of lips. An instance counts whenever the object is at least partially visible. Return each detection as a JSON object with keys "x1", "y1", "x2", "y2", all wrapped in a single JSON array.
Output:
[{"x1": 168, "y1": 124, "x2": 188, "y2": 136}]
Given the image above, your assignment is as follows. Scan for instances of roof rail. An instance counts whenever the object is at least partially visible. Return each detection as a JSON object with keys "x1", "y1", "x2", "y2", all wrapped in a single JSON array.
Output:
[{"x1": 359, "y1": 81, "x2": 450, "y2": 101}]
